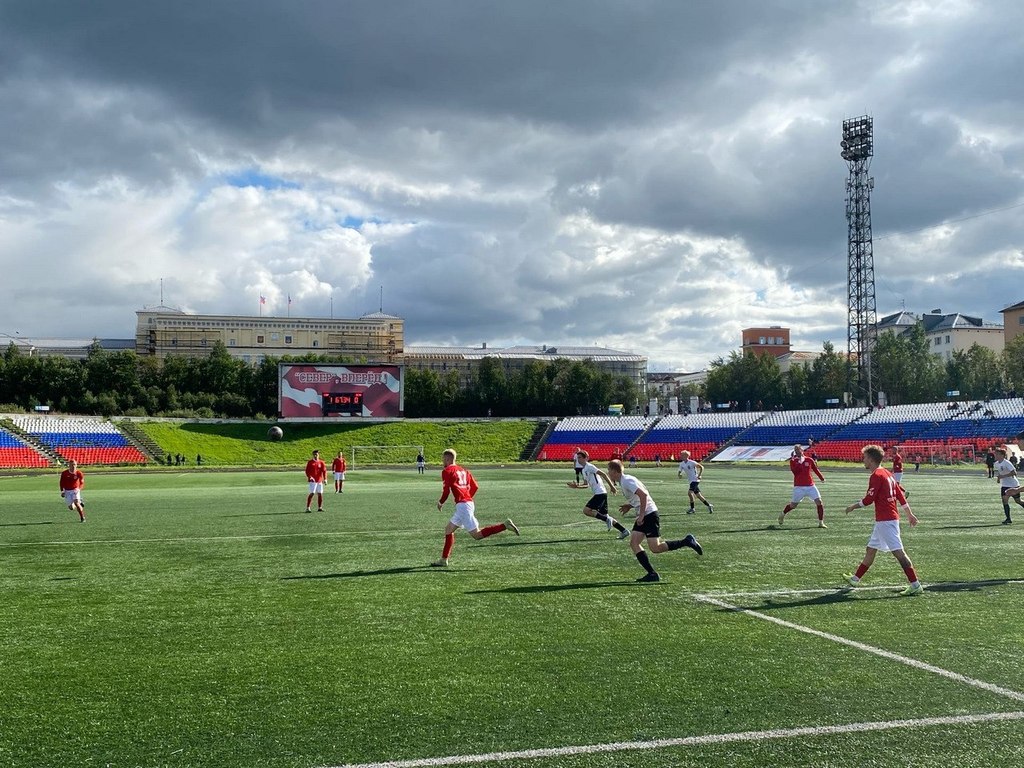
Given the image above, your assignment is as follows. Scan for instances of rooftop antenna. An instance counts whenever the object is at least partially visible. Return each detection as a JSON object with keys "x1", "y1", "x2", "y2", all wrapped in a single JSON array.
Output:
[
  {"x1": 160, "y1": 278, "x2": 164, "y2": 305},
  {"x1": 379, "y1": 285, "x2": 383, "y2": 313}
]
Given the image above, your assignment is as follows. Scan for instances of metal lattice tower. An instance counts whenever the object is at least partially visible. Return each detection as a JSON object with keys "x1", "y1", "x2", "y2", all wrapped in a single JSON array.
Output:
[{"x1": 841, "y1": 115, "x2": 877, "y2": 405}]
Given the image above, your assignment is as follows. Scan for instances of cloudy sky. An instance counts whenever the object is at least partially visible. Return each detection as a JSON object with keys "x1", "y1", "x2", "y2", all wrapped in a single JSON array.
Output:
[{"x1": 1, "y1": 0, "x2": 1022, "y2": 370}]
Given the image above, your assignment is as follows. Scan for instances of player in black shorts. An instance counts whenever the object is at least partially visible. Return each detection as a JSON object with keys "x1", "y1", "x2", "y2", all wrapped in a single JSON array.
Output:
[
  {"x1": 567, "y1": 449, "x2": 629, "y2": 538},
  {"x1": 607, "y1": 459, "x2": 702, "y2": 582}
]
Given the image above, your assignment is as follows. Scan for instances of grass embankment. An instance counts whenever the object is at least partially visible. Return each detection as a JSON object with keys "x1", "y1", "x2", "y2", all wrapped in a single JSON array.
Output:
[{"x1": 135, "y1": 420, "x2": 538, "y2": 466}]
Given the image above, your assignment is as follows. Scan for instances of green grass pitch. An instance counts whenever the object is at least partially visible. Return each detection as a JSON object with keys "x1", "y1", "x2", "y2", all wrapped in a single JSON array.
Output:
[{"x1": 2, "y1": 464, "x2": 1023, "y2": 767}]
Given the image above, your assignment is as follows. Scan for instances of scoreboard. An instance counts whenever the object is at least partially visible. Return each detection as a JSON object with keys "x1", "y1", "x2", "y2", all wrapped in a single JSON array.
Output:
[{"x1": 321, "y1": 391, "x2": 364, "y2": 416}]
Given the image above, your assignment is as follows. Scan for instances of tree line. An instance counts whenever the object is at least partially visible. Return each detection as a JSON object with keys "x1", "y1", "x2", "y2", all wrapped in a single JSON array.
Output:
[
  {"x1": 701, "y1": 327, "x2": 1023, "y2": 409},
  {"x1": 404, "y1": 357, "x2": 640, "y2": 417},
  {"x1": 0, "y1": 341, "x2": 639, "y2": 419}
]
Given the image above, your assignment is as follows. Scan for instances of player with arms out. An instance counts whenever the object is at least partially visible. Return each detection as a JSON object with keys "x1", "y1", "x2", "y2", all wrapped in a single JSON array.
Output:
[
  {"x1": 994, "y1": 447, "x2": 1024, "y2": 525},
  {"x1": 677, "y1": 450, "x2": 713, "y2": 514},
  {"x1": 844, "y1": 444, "x2": 922, "y2": 596},
  {"x1": 778, "y1": 445, "x2": 827, "y2": 528},
  {"x1": 305, "y1": 449, "x2": 327, "y2": 512},
  {"x1": 331, "y1": 451, "x2": 347, "y2": 494},
  {"x1": 607, "y1": 459, "x2": 702, "y2": 582},
  {"x1": 59, "y1": 459, "x2": 86, "y2": 522},
  {"x1": 432, "y1": 448, "x2": 519, "y2": 567},
  {"x1": 566, "y1": 449, "x2": 630, "y2": 538}
]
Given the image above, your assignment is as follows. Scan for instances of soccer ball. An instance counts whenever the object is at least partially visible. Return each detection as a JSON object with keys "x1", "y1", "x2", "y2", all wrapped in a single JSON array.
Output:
[{"x1": 267, "y1": 426, "x2": 284, "y2": 441}]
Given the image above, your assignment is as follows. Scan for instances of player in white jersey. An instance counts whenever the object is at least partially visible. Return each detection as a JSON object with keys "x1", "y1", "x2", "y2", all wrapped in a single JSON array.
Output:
[
  {"x1": 677, "y1": 450, "x2": 713, "y2": 514},
  {"x1": 994, "y1": 447, "x2": 1024, "y2": 525},
  {"x1": 607, "y1": 459, "x2": 703, "y2": 582},
  {"x1": 567, "y1": 450, "x2": 629, "y2": 538}
]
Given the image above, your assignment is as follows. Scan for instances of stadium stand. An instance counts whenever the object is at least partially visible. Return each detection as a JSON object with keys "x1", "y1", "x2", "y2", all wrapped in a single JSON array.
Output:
[
  {"x1": 11, "y1": 417, "x2": 149, "y2": 465},
  {"x1": 0, "y1": 426, "x2": 51, "y2": 468},
  {"x1": 538, "y1": 416, "x2": 650, "y2": 461},
  {"x1": 630, "y1": 411, "x2": 765, "y2": 461},
  {"x1": 736, "y1": 407, "x2": 868, "y2": 446},
  {"x1": 813, "y1": 399, "x2": 1024, "y2": 462}
]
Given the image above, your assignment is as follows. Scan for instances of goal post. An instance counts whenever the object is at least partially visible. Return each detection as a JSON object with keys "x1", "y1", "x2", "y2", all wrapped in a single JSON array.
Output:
[
  {"x1": 351, "y1": 445, "x2": 425, "y2": 468},
  {"x1": 895, "y1": 444, "x2": 977, "y2": 466}
]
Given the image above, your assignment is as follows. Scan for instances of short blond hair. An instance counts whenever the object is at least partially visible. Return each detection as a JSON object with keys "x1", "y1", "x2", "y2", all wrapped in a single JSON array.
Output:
[
  {"x1": 607, "y1": 459, "x2": 624, "y2": 474},
  {"x1": 862, "y1": 444, "x2": 884, "y2": 464},
  {"x1": 442, "y1": 448, "x2": 457, "y2": 462}
]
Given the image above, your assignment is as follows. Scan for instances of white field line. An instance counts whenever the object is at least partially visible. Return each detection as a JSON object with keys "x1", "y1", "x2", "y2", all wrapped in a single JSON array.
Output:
[
  {"x1": 702, "y1": 579, "x2": 1024, "y2": 599},
  {"x1": 322, "y1": 711, "x2": 1024, "y2": 768},
  {"x1": 696, "y1": 595, "x2": 1024, "y2": 703}
]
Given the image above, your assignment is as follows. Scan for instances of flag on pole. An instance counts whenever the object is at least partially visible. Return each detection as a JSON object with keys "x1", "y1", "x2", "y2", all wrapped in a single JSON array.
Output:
[
  {"x1": 287, "y1": 294, "x2": 292, "y2": 306},
  {"x1": 259, "y1": 295, "x2": 266, "y2": 305}
]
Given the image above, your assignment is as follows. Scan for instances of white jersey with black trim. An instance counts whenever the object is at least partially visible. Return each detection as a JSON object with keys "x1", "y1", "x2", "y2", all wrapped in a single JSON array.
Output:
[
  {"x1": 582, "y1": 463, "x2": 607, "y2": 494},
  {"x1": 996, "y1": 459, "x2": 1020, "y2": 488},
  {"x1": 679, "y1": 459, "x2": 700, "y2": 482},
  {"x1": 619, "y1": 474, "x2": 658, "y2": 514}
]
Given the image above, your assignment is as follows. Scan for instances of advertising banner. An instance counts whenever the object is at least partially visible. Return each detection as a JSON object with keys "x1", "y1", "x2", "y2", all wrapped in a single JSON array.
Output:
[
  {"x1": 711, "y1": 446, "x2": 797, "y2": 462},
  {"x1": 279, "y1": 364, "x2": 403, "y2": 418}
]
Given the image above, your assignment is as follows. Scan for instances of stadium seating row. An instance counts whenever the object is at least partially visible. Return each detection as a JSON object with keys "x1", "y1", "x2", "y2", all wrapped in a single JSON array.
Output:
[
  {"x1": 0, "y1": 447, "x2": 51, "y2": 468},
  {"x1": 8, "y1": 417, "x2": 148, "y2": 465}
]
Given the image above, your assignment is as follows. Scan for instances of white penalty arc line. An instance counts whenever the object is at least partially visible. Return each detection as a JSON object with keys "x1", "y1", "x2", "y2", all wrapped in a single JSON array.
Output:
[
  {"x1": 696, "y1": 595, "x2": 1024, "y2": 703},
  {"x1": 322, "y1": 711, "x2": 1024, "y2": 768}
]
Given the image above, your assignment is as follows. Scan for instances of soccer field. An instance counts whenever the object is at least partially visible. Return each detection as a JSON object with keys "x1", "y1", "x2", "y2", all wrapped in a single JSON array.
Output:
[{"x1": 2, "y1": 465, "x2": 1022, "y2": 767}]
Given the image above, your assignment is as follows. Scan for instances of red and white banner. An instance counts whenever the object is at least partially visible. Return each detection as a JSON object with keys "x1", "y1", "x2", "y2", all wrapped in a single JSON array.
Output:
[{"x1": 278, "y1": 364, "x2": 403, "y2": 418}]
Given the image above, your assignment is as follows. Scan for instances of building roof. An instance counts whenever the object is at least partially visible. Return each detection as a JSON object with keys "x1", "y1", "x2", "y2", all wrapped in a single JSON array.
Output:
[
  {"x1": 876, "y1": 311, "x2": 917, "y2": 329},
  {"x1": 924, "y1": 313, "x2": 1001, "y2": 332},
  {"x1": 405, "y1": 344, "x2": 646, "y2": 362},
  {"x1": 359, "y1": 311, "x2": 403, "y2": 320},
  {"x1": 777, "y1": 350, "x2": 821, "y2": 362},
  {"x1": 1001, "y1": 300, "x2": 1024, "y2": 313}
]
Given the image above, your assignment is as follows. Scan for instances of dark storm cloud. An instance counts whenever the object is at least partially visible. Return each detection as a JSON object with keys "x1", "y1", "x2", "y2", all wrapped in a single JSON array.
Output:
[{"x1": 1, "y1": 0, "x2": 1022, "y2": 369}]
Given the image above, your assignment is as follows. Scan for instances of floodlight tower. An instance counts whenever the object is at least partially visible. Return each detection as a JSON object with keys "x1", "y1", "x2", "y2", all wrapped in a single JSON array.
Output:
[{"x1": 841, "y1": 115, "x2": 877, "y2": 405}]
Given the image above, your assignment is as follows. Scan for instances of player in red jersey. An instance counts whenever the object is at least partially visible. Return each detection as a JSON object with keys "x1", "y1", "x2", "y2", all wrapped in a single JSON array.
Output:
[
  {"x1": 331, "y1": 451, "x2": 347, "y2": 493},
  {"x1": 304, "y1": 449, "x2": 327, "y2": 512},
  {"x1": 59, "y1": 459, "x2": 86, "y2": 522},
  {"x1": 431, "y1": 448, "x2": 518, "y2": 567},
  {"x1": 844, "y1": 444, "x2": 922, "y2": 596},
  {"x1": 778, "y1": 445, "x2": 827, "y2": 528},
  {"x1": 891, "y1": 447, "x2": 909, "y2": 497}
]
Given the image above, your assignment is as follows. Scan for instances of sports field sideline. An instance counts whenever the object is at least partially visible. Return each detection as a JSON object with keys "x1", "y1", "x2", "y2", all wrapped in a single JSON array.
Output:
[{"x1": 2, "y1": 465, "x2": 1022, "y2": 767}]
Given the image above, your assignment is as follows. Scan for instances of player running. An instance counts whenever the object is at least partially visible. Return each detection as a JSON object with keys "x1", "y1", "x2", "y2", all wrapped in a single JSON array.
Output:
[
  {"x1": 432, "y1": 448, "x2": 518, "y2": 566},
  {"x1": 305, "y1": 449, "x2": 327, "y2": 512},
  {"x1": 572, "y1": 449, "x2": 584, "y2": 485},
  {"x1": 332, "y1": 451, "x2": 347, "y2": 493},
  {"x1": 607, "y1": 459, "x2": 702, "y2": 582},
  {"x1": 844, "y1": 444, "x2": 923, "y2": 596},
  {"x1": 994, "y1": 447, "x2": 1024, "y2": 525},
  {"x1": 567, "y1": 449, "x2": 630, "y2": 538},
  {"x1": 59, "y1": 459, "x2": 86, "y2": 522},
  {"x1": 778, "y1": 445, "x2": 827, "y2": 528},
  {"x1": 677, "y1": 450, "x2": 713, "y2": 514}
]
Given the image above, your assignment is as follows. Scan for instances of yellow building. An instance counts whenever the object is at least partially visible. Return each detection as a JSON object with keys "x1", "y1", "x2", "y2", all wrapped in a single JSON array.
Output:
[
  {"x1": 135, "y1": 307, "x2": 404, "y2": 364},
  {"x1": 1001, "y1": 300, "x2": 1024, "y2": 347}
]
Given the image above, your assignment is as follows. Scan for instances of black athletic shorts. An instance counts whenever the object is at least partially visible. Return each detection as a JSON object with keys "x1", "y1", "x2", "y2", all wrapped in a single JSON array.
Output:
[
  {"x1": 688, "y1": 481, "x2": 700, "y2": 493},
  {"x1": 633, "y1": 511, "x2": 661, "y2": 538},
  {"x1": 586, "y1": 494, "x2": 609, "y2": 514},
  {"x1": 1001, "y1": 486, "x2": 1020, "y2": 499}
]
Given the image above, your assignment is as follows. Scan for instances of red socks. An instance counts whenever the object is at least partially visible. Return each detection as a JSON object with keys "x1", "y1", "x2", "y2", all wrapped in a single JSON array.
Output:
[
  {"x1": 782, "y1": 504, "x2": 794, "y2": 515},
  {"x1": 855, "y1": 563, "x2": 869, "y2": 579},
  {"x1": 442, "y1": 533, "x2": 455, "y2": 559},
  {"x1": 903, "y1": 565, "x2": 918, "y2": 583},
  {"x1": 479, "y1": 523, "x2": 506, "y2": 538}
]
